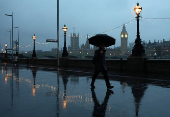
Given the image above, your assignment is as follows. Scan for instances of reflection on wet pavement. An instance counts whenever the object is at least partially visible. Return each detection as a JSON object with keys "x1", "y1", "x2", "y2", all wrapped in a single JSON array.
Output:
[{"x1": 0, "y1": 63, "x2": 170, "y2": 117}]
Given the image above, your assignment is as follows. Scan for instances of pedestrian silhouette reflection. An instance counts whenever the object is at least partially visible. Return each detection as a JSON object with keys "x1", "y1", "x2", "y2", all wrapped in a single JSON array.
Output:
[{"x1": 91, "y1": 89, "x2": 113, "y2": 117}]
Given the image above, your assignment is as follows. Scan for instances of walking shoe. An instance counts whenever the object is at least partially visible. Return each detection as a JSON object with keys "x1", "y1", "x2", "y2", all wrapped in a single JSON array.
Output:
[
  {"x1": 107, "y1": 85, "x2": 114, "y2": 89},
  {"x1": 90, "y1": 84, "x2": 95, "y2": 89},
  {"x1": 107, "y1": 89, "x2": 114, "y2": 95}
]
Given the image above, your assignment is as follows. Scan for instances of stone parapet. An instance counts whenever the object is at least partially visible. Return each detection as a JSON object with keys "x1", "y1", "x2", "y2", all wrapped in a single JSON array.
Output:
[
  {"x1": 2, "y1": 58, "x2": 170, "y2": 73},
  {"x1": 127, "y1": 57, "x2": 146, "y2": 72}
]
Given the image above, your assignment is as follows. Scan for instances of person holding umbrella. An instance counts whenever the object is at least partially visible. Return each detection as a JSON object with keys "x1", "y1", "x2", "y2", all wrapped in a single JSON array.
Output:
[{"x1": 88, "y1": 34, "x2": 116, "y2": 89}]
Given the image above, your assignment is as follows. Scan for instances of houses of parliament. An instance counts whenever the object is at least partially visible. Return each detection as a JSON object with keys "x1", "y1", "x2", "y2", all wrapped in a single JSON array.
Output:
[{"x1": 67, "y1": 24, "x2": 129, "y2": 58}]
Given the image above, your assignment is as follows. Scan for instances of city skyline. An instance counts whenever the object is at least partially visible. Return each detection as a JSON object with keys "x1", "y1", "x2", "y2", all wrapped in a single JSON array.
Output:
[{"x1": 0, "y1": 0, "x2": 170, "y2": 52}]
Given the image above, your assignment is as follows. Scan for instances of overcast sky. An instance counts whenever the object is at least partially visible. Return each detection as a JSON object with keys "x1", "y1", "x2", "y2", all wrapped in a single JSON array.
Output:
[{"x1": 0, "y1": 0, "x2": 170, "y2": 51}]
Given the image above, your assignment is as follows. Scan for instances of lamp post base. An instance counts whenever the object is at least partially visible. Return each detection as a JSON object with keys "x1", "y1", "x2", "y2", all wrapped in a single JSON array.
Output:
[
  {"x1": 132, "y1": 37, "x2": 145, "y2": 56},
  {"x1": 32, "y1": 50, "x2": 36, "y2": 58},
  {"x1": 62, "y1": 47, "x2": 68, "y2": 57},
  {"x1": 127, "y1": 56, "x2": 147, "y2": 72}
]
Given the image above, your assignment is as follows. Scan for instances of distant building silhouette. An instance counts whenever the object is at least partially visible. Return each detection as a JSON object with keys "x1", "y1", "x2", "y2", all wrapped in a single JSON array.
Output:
[
  {"x1": 81, "y1": 34, "x2": 91, "y2": 55},
  {"x1": 67, "y1": 32, "x2": 122, "y2": 58},
  {"x1": 121, "y1": 24, "x2": 128, "y2": 55},
  {"x1": 142, "y1": 39, "x2": 170, "y2": 58},
  {"x1": 85, "y1": 34, "x2": 90, "y2": 50},
  {"x1": 69, "y1": 33, "x2": 79, "y2": 50},
  {"x1": 93, "y1": 45, "x2": 98, "y2": 51}
]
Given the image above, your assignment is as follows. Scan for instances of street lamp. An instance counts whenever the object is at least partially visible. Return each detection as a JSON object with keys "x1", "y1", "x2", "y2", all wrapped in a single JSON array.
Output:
[
  {"x1": 5, "y1": 43, "x2": 8, "y2": 58},
  {"x1": 62, "y1": 24, "x2": 68, "y2": 57},
  {"x1": 2, "y1": 49, "x2": 3, "y2": 53},
  {"x1": 132, "y1": 3, "x2": 145, "y2": 56},
  {"x1": 32, "y1": 34, "x2": 37, "y2": 58},
  {"x1": 6, "y1": 29, "x2": 11, "y2": 48},
  {"x1": 5, "y1": 13, "x2": 13, "y2": 62},
  {"x1": 14, "y1": 27, "x2": 19, "y2": 54}
]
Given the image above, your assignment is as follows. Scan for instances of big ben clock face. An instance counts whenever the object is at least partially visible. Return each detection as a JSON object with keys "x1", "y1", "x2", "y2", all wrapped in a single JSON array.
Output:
[
  {"x1": 125, "y1": 34, "x2": 127, "y2": 38},
  {"x1": 121, "y1": 34, "x2": 124, "y2": 38}
]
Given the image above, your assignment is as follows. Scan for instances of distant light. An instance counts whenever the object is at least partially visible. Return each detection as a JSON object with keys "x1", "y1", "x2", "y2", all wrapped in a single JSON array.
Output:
[{"x1": 25, "y1": 52, "x2": 27, "y2": 53}]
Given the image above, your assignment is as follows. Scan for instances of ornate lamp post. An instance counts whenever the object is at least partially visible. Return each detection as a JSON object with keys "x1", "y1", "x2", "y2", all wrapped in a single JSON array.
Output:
[
  {"x1": 62, "y1": 25, "x2": 68, "y2": 57},
  {"x1": 32, "y1": 34, "x2": 37, "y2": 58},
  {"x1": 5, "y1": 43, "x2": 7, "y2": 58},
  {"x1": 132, "y1": 3, "x2": 145, "y2": 56}
]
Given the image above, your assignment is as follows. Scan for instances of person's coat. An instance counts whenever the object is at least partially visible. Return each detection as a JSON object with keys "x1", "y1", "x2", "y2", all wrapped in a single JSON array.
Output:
[{"x1": 93, "y1": 48, "x2": 107, "y2": 71}]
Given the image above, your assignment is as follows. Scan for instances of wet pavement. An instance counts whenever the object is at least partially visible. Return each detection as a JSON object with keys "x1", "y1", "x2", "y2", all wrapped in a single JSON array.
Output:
[{"x1": 0, "y1": 63, "x2": 170, "y2": 117}]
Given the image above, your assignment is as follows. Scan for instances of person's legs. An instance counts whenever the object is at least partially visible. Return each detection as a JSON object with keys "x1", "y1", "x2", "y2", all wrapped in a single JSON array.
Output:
[
  {"x1": 101, "y1": 70, "x2": 114, "y2": 89},
  {"x1": 91, "y1": 70, "x2": 100, "y2": 88}
]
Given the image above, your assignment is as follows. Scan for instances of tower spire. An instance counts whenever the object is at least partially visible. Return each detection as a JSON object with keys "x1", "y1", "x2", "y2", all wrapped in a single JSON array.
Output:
[
  {"x1": 87, "y1": 34, "x2": 88, "y2": 40},
  {"x1": 122, "y1": 24, "x2": 127, "y2": 32},
  {"x1": 121, "y1": 24, "x2": 128, "y2": 54}
]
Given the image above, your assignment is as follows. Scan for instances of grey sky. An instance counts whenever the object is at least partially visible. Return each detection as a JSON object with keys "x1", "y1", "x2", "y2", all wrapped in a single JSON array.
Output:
[{"x1": 0, "y1": 0, "x2": 170, "y2": 51}]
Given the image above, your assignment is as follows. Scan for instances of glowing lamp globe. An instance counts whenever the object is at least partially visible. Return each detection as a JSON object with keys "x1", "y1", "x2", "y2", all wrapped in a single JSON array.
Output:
[
  {"x1": 134, "y1": 3, "x2": 142, "y2": 15},
  {"x1": 62, "y1": 25, "x2": 67, "y2": 32},
  {"x1": 32, "y1": 34, "x2": 36, "y2": 40}
]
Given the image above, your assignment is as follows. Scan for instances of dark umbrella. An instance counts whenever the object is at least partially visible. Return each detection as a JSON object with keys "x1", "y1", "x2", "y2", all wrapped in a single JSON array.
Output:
[{"x1": 88, "y1": 34, "x2": 116, "y2": 47}]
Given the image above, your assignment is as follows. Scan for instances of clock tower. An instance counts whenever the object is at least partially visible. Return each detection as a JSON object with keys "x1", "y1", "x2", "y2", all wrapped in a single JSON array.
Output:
[{"x1": 121, "y1": 24, "x2": 128, "y2": 55}]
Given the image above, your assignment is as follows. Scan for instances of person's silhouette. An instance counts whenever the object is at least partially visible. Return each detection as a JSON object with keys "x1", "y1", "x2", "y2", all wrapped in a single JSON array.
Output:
[
  {"x1": 91, "y1": 43, "x2": 113, "y2": 89},
  {"x1": 91, "y1": 89, "x2": 113, "y2": 117}
]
